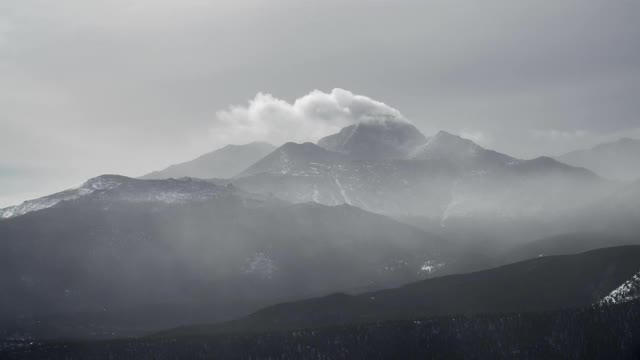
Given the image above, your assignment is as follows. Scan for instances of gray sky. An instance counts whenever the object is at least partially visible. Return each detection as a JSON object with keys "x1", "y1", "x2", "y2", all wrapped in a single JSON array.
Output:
[{"x1": 1, "y1": 0, "x2": 639, "y2": 206}]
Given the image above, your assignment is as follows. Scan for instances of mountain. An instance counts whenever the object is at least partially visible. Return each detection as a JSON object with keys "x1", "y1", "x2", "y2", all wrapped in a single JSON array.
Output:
[
  {"x1": 556, "y1": 137, "x2": 640, "y2": 180},
  {"x1": 167, "y1": 246, "x2": 640, "y2": 336},
  {"x1": 411, "y1": 131, "x2": 514, "y2": 168},
  {"x1": 235, "y1": 141, "x2": 458, "y2": 217},
  {"x1": 503, "y1": 232, "x2": 640, "y2": 263},
  {"x1": 317, "y1": 120, "x2": 427, "y2": 160},
  {"x1": 233, "y1": 126, "x2": 608, "y2": 231},
  {"x1": 0, "y1": 175, "x2": 232, "y2": 219},
  {"x1": 0, "y1": 175, "x2": 466, "y2": 338},
  {"x1": 141, "y1": 142, "x2": 275, "y2": 180}
]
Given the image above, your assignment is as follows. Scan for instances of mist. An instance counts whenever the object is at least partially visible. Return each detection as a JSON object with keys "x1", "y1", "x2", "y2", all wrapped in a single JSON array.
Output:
[{"x1": 1, "y1": 1, "x2": 640, "y2": 358}]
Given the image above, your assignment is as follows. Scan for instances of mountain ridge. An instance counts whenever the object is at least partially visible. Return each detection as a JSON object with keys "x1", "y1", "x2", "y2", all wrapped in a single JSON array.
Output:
[
  {"x1": 162, "y1": 245, "x2": 640, "y2": 336},
  {"x1": 556, "y1": 137, "x2": 640, "y2": 180},
  {"x1": 232, "y1": 125, "x2": 607, "y2": 225},
  {"x1": 141, "y1": 142, "x2": 275, "y2": 180}
]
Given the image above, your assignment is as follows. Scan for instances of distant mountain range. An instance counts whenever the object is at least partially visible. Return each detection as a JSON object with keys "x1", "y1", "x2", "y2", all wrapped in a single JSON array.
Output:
[
  {"x1": 1, "y1": 118, "x2": 639, "y2": 345},
  {"x1": 141, "y1": 142, "x2": 275, "y2": 180},
  {"x1": 233, "y1": 121, "x2": 608, "y2": 225},
  {"x1": 4, "y1": 123, "x2": 610, "y2": 227},
  {"x1": 556, "y1": 137, "x2": 640, "y2": 180}
]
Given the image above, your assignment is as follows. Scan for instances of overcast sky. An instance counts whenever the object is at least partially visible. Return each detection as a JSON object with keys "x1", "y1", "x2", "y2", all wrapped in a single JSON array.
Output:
[{"x1": 1, "y1": 0, "x2": 639, "y2": 206}]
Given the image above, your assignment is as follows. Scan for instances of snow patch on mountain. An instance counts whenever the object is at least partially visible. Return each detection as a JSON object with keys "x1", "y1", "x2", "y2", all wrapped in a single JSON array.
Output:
[
  {"x1": 243, "y1": 253, "x2": 278, "y2": 280},
  {"x1": 334, "y1": 177, "x2": 351, "y2": 205},
  {"x1": 600, "y1": 271, "x2": 640, "y2": 305},
  {"x1": 420, "y1": 260, "x2": 446, "y2": 274}
]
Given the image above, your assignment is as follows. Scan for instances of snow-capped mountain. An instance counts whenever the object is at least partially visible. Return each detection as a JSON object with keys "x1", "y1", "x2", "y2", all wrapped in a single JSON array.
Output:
[
  {"x1": 141, "y1": 142, "x2": 276, "y2": 180},
  {"x1": 235, "y1": 141, "x2": 456, "y2": 217},
  {"x1": 317, "y1": 120, "x2": 427, "y2": 160},
  {"x1": 556, "y1": 137, "x2": 640, "y2": 180},
  {"x1": 601, "y1": 270, "x2": 640, "y2": 305},
  {"x1": 233, "y1": 124, "x2": 608, "y2": 224},
  {"x1": 0, "y1": 175, "x2": 233, "y2": 219}
]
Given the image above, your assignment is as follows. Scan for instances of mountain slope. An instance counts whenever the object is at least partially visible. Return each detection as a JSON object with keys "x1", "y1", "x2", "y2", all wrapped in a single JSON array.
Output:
[
  {"x1": 236, "y1": 142, "x2": 347, "y2": 178},
  {"x1": 317, "y1": 120, "x2": 427, "y2": 160},
  {"x1": 411, "y1": 131, "x2": 514, "y2": 168},
  {"x1": 235, "y1": 141, "x2": 458, "y2": 217},
  {"x1": 171, "y1": 246, "x2": 640, "y2": 335},
  {"x1": 503, "y1": 232, "x2": 640, "y2": 263},
  {"x1": 0, "y1": 176, "x2": 457, "y2": 338},
  {"x1": 0, "y1": 175, "x2": 232, "y2": 219},
  {"x1": 141, "y1": 142, "x2": 275, "y2": 180},
  {"x1": 556, "y1": 137, "x2": 640, "y2": 180}
]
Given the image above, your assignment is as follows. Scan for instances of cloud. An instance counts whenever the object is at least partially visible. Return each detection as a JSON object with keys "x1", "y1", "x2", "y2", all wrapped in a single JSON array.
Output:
[
  {"x1": 210, "y1": 88, "x2": 408, "y2": 147},
  {"x1": 530, "y1": 129, "x2": 589, "y2": 141}
]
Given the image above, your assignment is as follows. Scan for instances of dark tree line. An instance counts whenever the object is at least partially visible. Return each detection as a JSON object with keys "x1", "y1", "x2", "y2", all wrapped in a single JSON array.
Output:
[{"x1": 2, "y1": 300, "x2": 640, "y2": 359}]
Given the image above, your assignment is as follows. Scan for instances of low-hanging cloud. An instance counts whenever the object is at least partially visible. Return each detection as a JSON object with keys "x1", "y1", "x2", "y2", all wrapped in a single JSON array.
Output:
[{"x1": 210, "y1": 88, "x2": 409, "y2": 147}]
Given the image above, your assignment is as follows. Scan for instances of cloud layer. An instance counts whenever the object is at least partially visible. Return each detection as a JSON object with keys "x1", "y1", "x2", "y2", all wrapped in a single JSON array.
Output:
[{"x1": 210, "y1": 88, "x2": 408, "y2": 146}]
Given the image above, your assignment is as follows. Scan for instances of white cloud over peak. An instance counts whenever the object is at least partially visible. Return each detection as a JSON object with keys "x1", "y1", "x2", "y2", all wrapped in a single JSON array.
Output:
[{"x1": 210, "y1": 88, "x2": 408, "y2": 147}]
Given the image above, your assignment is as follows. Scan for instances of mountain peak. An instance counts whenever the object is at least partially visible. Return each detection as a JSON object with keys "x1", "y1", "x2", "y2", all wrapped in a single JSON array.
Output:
[
  {"x1": 429, "y1": 131, "x2": 476, "y2": 146},
  {"x1": 317, "y1": 120, "x2": 427, "y2": 160},
  {"x1": 141, "y1": 142, "x2": 276, "y2": 180},
  {"x1": 220, "y1": 141, "x2": 274, "y2": 151},
  {"x1": 433, "y1": 130, "x2": 463, "y2": 139}
]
